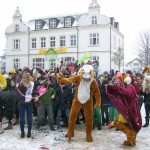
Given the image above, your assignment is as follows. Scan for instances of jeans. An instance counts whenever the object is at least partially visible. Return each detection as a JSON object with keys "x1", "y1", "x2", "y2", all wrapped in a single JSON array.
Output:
[
  {"x1": 18, "y1": 102, "x2": 33, "y2": 132},
  {"x1": 145, "y1": 103, "x2": 150, "y2": 119},
  {"x1": 56, "y1": 108, "x2": 70, "y2": 128},
  {"x1": 0, "y1": 106, "x2": 3, "y2": 122},
  {"x1": 37, "y1": 104, "x2": 54, "y2": 129}
]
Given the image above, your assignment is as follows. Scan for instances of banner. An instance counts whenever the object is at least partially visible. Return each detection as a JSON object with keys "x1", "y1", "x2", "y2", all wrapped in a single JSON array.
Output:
[
  {"x1": 39, "y1": 48, "x2": 47, "y2": 54},
  {"x1": 38, "y1": 47, "x2": 67, "y2": 54}
]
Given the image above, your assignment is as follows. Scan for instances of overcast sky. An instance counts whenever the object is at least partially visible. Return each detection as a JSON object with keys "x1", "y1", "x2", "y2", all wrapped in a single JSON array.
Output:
[{"x1": 0, "y1": 0, "x2": 150, "y2": 63}]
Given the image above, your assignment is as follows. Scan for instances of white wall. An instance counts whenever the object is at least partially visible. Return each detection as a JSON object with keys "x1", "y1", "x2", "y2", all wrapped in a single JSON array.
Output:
[{"x1": 5, "y1": 1, "x2": 124, "y2": 73}]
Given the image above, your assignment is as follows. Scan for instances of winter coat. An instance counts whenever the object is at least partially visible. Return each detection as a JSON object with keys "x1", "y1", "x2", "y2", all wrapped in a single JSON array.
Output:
[{"x1": 55, "y1": 85, "x2": 73, "y2": 110}]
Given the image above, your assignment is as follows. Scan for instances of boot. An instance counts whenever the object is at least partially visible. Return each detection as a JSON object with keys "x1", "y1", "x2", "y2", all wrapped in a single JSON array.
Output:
[
  {"x1": 13, "y1": 119, "x2": 19, "y2": 125},
  {"x1": 27, "y1": 131, "x2": 31, "y2": 138},
  {"x1": 142, "y1": 118, "x2": 149, "y2": 127},
  {"x1": 50, "y1": 125, "x2": 55, "y2": 131},
  {"x1": 66, "y1": 129, "x2": 74, "y2": 140},
  {"x1": 21, "y1": 131, "x2": 25, "y2": 138},
  {"x1": 61, "y1": 121, "x2": 68, "y2": 127},
  {"x1": 5, "y1": 122, "x2": 13, "y2": 130},
  {"x1": 123, "y1": 129, "x2": 137, "y2": 146},
  {"x1": 114, "y1": 121, "x2": 137, "y2": 146},
  {"x1": 97, "y1": 123, "x2": 102, "y2": 130},
  {"x1": 0, "y1": 122, "x2": 4, "y2": 134},
  {"x1": 86, "y1": 133, "x2": 93, "y2": 142}
]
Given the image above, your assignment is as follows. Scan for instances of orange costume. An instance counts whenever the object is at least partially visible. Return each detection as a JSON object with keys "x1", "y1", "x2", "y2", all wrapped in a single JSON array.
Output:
[{"x1": 57, "y1": 65, "x2": 101, "y2": 142}]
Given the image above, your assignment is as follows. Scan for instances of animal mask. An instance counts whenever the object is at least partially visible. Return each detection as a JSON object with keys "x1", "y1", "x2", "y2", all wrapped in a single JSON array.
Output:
[
  {"x1": 79, "y1": 65, "x2": 94, "y2": 79},
  {"x1": 118, "y1": 73, "x2": 131, "y2": 85}
]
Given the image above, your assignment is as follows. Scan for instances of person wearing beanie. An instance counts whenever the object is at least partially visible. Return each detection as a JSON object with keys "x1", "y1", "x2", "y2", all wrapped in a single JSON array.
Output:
[{"x1": 106, "y1": 73, "x2": 142, "y2": 146}]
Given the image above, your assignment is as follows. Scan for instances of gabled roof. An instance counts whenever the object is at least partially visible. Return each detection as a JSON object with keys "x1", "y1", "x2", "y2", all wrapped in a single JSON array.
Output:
[
  {"x1": 126, "y1": 58, "x2": 143, "y2": 65},
  {"x1": 26, "y1": 13, "x2": 87, "y2": 30}
]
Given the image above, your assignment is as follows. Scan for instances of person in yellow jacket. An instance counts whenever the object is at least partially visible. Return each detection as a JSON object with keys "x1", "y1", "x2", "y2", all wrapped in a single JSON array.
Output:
[
  {"x1": 0, "y1": 73, "x2": 7, "y2": 91},
  {"x1": 0, "y1": 73, "x2": 7, "y2": 133}
]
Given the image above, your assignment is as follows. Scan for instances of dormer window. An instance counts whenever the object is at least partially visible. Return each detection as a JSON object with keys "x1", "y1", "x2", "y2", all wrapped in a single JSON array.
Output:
[
  {"x1": 65, "y1": 17, "x2": 71, "y2": 27},
  {"x1": 91, "y1": 16, "x2": 97, "y2": 24},
  {"x1": 36, "y1": 20, "x2": 42, "y2": 30},
  {"x1": 15, "y1": 24, "x2": 19, "y2": 32},
  {"x1": 50, "y1": 19, "x2": 56, "y2": 28}
]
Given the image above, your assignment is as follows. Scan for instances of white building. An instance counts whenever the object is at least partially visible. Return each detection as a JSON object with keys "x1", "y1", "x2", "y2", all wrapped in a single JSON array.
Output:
[
  {"x1": 5, "y1": 0, "x2": 124, "y2": 73},
  {"x1": 125, "y1": 58, "x2": 144, "y2": 74}
]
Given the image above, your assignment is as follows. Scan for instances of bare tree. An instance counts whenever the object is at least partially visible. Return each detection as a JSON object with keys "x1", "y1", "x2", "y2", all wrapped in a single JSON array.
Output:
[
  {"x1": 137, "y1": 32, "x2": 150, "y2": 65},
  {"x1": 112, "y1": 47, "x2": 124, "y2": 71}
]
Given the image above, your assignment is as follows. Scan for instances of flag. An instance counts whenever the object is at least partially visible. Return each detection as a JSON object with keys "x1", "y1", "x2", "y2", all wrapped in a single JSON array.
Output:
[{"x1": 78, "y1": 53, "x2": 92, "y2": 65}]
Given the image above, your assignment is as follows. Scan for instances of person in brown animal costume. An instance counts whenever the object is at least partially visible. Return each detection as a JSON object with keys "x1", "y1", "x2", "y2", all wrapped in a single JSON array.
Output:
[{"x1": 57, "y1": 64, "x2": 101, "y2": 142}]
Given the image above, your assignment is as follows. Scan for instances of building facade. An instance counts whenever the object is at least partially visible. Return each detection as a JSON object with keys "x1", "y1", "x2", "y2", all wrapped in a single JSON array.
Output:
[
  {"x1": 0, "y1": 54, "x2": 6, "y2": 73},
  {"x1": 125, "y1": 58, "x2": 144, "y2": 74},
  {"x1": 5, "y1": 0, "x2": 124, "y2": 73}
]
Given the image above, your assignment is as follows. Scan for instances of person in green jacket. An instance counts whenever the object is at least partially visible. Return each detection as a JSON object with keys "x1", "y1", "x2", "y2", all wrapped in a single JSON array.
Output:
[{"x1": 36, "y1": 79, "x2": 56, "y2": 130}]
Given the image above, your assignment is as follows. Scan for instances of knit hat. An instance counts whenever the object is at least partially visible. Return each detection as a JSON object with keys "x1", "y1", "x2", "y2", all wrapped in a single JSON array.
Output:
[
  {"x1": 23, "y1": 67, "x2": 29, "y2": 72},
  {"x1": 9, "y1": 69, "x2": 16, "y2": 74}
]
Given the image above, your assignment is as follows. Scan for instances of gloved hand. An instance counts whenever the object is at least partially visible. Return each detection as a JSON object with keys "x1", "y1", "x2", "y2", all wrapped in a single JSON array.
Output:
[{"x1": 56, "y1": 75, "x2": 63, "y2": 84}]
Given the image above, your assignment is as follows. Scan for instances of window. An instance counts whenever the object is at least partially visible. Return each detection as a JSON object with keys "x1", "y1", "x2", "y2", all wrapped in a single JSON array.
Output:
[
  {"x1": 50, "y1": 36, "x2": 55, "y2": 48},
  {"x1": 33, "y1": 58, "x2": 45, "y2": 69},
  {"x1": 65, "y1": 17, "x2": 71, "y2": 27},
  {"x1": 13, "y1": 39, "x2": 20, "y2": 50},
  {"x1": 60, "y1": 36, "x2": 66, "y2": 47},
  {"x1": 61, "y1": 57, "x2": 75, "y2": 63},
  {"x1": 90, "y1": 33, "x2": 99, "y2": 45},
  {"x1": 91, "y1": 56, "x2": 99, "y2": 66},
  {"x1": 114, "y1": 36, "x2": 116, "y2": 49},
  {"x1": 70, "y1": 35, "x2": 77, "y2": 46},
  {"x1": 133, "y1": 63, "x2": 139, "y2": 66},
  {"x1": 15, "y1": 24, "x2": 19, "y2": 32},
  {"x1": 91, "y1": 16, "x2": 97, "y2": 25},
  {"x1": 41, "y1": 37, "x2": 46, "y2": 48},
  {"x1": 36, "y1": 20, "x2": 42, "y2": 30},
  {"x1": 50, "y1": 19, "x2": 56, "y2": 28},
  {"x1": 119, "y1": 39, "x2": 121, "y2": 47},
  {"x1": 31, "y1": 38, "x2": 36, "y2": 49},
  {"x1": 13, "y1": 58, "x2": 20, "y2": 69},
  {"x1": 49, "y1": 62, "x2": 56, "y2": 71}
]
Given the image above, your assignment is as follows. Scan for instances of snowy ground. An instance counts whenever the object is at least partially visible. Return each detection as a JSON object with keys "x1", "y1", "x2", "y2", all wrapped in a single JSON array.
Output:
[{"x1": 0, "y1": 105, "x2": 150, "y2": 150}]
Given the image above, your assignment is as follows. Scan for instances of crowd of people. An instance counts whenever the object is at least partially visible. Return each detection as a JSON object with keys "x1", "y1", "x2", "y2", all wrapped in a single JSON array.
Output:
[{"x1": 0, "y1": 61, "x2": 149, "y2": 146}]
